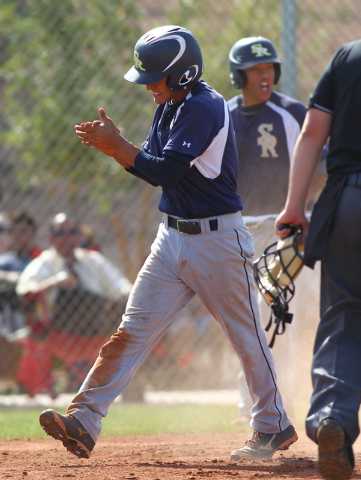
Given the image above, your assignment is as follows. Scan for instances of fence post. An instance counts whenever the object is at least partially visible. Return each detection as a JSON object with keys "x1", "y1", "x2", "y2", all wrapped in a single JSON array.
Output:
[{"x1": 281, "y1": 0, "x2": 298, "y2": 99}]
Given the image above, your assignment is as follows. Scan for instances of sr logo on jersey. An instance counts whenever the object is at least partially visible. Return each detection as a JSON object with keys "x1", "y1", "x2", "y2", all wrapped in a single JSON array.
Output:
[
  {"x1": 257, "y1": 124, "x2": 278, "y2": 157},
  {"x1": 251, "y1": 43, "x2": 272, "y2": 58},
  {"x1": 134, "y1": 51, "x2": 146, "y2": 71},
  {"x1": 179, "y1": 65, "x2": 199, "y2": 86}
]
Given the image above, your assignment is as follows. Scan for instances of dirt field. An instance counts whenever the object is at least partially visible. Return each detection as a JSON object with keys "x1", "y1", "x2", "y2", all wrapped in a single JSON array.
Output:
[{"x1": 1, "y1": 430, "x2": 361, "y2": 480}]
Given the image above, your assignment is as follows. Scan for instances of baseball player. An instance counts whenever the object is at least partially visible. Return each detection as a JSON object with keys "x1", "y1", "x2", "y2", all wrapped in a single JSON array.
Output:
[
  {"x1": 39, "y1": 25, "x2": 297, "y2": 461},
  {"x1": 276, "y1": 39, "x2": 361, "y2": 480},
  {"x1": 227, "y1": 37, "x2": 327, "y2": 424}
]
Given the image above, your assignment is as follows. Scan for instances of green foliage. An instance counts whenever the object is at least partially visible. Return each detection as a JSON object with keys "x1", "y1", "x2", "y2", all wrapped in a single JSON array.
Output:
[
  {"x1": 0, "y1": 405, "x2": 241, "y2": 439},
  {"x1": 0, "y1": 0, "x2": 147, "y2": 209},
  {"x1": 168, "y1": 0, "x2": 281, "y2": 99},
  {"x1": 0, "y1": 0, "x2": 281, "y2": 211}
]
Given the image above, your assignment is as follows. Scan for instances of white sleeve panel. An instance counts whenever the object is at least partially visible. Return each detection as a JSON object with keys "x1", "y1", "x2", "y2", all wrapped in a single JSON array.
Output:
[
  {"x1": 190, "y1": 100, "x2": 230, "y2": 179},
  {"x1": 267, "y1": 101, "x2": 301, "y2": 163},
  {"x1": 227, "y1": 96, "x2": 238, "y2": 113}
]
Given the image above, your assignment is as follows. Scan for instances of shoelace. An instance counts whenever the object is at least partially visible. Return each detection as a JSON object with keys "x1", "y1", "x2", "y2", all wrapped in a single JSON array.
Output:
[{"x1": 245, "y1": 430, "x2": 264, "y2": 447}]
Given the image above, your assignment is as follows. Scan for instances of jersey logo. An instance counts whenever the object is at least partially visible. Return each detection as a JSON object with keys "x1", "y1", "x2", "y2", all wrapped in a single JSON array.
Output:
[
  {"x1": 134, "y1": 51, "x2": 146, "y2": 71},
  {"x1": 257, "y1": 124, "x2": 278, "y2": 157},
  {"x1": 251, "y1": 43, "x2": 272, "y2": 58},
  {"x1": 183, "y1": 141, "x2": 191, "y2": 147}
]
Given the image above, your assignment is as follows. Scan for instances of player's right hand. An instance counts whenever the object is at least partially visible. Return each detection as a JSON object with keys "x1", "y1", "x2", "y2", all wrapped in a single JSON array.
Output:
[{"x1": 275, "y1": 209, "x2": 308, "y2": 243}]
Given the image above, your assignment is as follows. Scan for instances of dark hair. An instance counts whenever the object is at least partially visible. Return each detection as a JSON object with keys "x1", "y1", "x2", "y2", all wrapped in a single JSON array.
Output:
[{"x1": 9, "y1": 209, "x2": 37, "y2": 232}]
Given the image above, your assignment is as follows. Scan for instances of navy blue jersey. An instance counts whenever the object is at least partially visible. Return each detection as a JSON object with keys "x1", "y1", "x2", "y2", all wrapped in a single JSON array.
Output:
[
  {"x1": 142, "y1": 81, "x2": 243, "y2": 218},
  {"x1": 228, "y1": 91, "x2": 306, "y2": 215}
]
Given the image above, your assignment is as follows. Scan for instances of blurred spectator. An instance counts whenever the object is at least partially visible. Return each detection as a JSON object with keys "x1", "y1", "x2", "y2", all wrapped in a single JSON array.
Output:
[
  {"x1": 0, "y1": 210, "x2": 40, "y2": 285},
  {"x1": 0, "y1": 210, "x2": 41, "y2": 392},
  {"x1": 0, "y1": 212, "x2": 11, "y2": 255},
  {"x1": 16, "y1": 212, "x2": 132, "y2": 395},
  {"x1": 79, "y1": 224, "x2": 101, "y2": 252}
]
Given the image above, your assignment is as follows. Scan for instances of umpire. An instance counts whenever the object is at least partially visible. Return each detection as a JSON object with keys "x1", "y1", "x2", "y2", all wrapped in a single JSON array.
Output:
[{"x1": 275, "y1": 40, "x2": 361, "y2": 480}]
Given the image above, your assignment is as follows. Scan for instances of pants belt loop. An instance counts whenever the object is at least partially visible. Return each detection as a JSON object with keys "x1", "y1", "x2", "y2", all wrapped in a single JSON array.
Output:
[
  {"x1": 163, "y1": 213, "x2": 169, "y2": 229},
  {"x1": 201, "y1": 218, "x2": 209, "y2": 233},
  {"x1": 209, "y1": 219, "x2": 218, "y2": 231}
]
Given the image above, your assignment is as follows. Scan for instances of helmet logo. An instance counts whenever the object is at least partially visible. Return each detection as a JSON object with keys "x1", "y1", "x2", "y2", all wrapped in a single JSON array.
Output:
[
  {"x1": 251, "y1": 43, "x2": 272, "y2": 58},
  {"x1": 134, "y1": 51, "x2": 146, "y2": 71},
  {"x1": 179, "y1": 65, "x2": 199, "y2": 86},
  {"x1": 148, "y1": 34, "x2": 186, "y2": 72}
]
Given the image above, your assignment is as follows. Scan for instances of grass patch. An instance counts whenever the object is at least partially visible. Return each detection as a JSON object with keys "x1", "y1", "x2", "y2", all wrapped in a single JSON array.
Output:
[{"x1": 0, "y1": 404, "x2": 244, "y2": 440}]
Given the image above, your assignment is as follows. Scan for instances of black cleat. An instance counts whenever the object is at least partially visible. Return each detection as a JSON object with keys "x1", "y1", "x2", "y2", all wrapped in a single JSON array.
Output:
[
  {"x1": 230, "y1": 424, "x2": 298, "y2": 460},
  {"x1": 317, "y1": 418, "x2": 354, "y2": 480},
  {"x1": 39, "y1": 409, "x2": 95, "y2": 459}
]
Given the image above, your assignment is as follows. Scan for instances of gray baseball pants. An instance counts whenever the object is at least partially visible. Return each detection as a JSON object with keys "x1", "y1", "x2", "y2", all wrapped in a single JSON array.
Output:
[{"x1": 68, "y1": 211, "x2": 291, "y2": 443}]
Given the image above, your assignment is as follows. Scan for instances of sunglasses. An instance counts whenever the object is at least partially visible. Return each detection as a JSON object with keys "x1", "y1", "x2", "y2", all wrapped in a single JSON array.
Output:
[{"x1": 52, "y1": 228, "x2": 79, "y2": 236}]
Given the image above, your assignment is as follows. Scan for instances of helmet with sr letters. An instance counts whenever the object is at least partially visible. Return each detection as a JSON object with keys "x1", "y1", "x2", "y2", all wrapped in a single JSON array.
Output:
[
  {"x1": 229, "y1": 36, "x2": 281, "y2": 89},
  {"x1": 124, "y1": 25, "x2": 204, "y2": 92}
]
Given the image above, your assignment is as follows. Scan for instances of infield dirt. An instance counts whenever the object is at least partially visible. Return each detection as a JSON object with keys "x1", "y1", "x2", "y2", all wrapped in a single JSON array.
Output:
[{"x1": 1, "y1": 430, "x2": 361, "y2": 479}]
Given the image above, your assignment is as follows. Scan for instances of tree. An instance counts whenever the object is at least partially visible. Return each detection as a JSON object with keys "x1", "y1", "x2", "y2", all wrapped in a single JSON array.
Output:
[{"x1": 0, "y1": 0, "x2": 151, "y2": 210}]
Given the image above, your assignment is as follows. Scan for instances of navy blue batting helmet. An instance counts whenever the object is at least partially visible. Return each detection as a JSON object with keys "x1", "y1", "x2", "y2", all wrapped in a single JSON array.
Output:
[
  {"x1": 229, "y1": 36, "x2": 281, "y2": 89},
  {"x1": 124, "y1": 25, "x2": 204, "y2": 92}
]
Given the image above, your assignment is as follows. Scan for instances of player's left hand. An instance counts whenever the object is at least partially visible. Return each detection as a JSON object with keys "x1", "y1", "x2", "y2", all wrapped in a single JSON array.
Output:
[
  {"x1": 75, "y1": 109, "x2": 140, "y2": 168},
  {"x1": 75, "y1": 109, "x2": 122, "y2": 157}
]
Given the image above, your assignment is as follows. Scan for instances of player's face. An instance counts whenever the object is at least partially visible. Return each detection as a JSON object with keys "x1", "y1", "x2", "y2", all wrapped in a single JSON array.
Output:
[
  {"x1": 146, "y1": 77, "x2": 188, "y2": 105},
  {"x1": 146, "y1": 77, "x2": 173, "y2": 104},
  {"x1": 50, "y1": 218, "x2": 81, "y2": 259},
  {"x1": 242, "y1": 63, "x2": 275, "y2": 106},
  {"x1": 10, "y1": 221, "x2": 36, "y2": 253}
]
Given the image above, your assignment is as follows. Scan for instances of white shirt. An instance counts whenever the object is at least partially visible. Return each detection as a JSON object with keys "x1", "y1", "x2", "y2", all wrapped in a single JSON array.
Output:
[{"x1": 16, "y1": 247, "x2": 133, "y2": 309}]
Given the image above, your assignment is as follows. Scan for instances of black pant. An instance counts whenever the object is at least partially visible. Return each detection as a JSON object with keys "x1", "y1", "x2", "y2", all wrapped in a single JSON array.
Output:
[{"x1": 306, "y1": 182, "x2": 361, "y2": 444}]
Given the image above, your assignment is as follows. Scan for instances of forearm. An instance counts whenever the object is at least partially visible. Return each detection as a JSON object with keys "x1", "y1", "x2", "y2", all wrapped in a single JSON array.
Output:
[
  {"x1": 306, "y1": 172, "x2": 327, "y2": 204},
  {"x1": 286, "y1": 134, "x2": 324, "y2": 214},
  {"x1": 133, "y1": 150, "x2": 190, "y2": 189},
  {"x1": 275, "y1": 139, "x2": 319, "y2": 239},
  {"x1": 275, "y1": 108, "x2": 331, "y2": 239},
  {"x1": 126, "y1": 166, "x2": 159, "y2": 186},
  {"x1": 111, "y1": 138, "x2": 141, "y2": 169},
  {"x1": 285, "y1": 108, "x2": 332, "y2": 214},
  {"x1": 17, "y1": 272, "x2": 70, "y2": 296}
]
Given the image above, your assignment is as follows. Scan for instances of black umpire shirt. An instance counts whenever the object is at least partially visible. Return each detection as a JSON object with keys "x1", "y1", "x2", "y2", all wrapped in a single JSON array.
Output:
[{"x1": 304, "y1": 39, "x2": 361, "y2": 266}]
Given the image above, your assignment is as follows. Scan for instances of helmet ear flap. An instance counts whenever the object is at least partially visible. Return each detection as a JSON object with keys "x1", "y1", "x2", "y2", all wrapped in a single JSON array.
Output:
[
  {"x1": 230, "y1": 69, "x2": 247, "y2": 89},
  {"x1": 274, "y1": 63, "x2": 281, "y2": 85},
  {"x1": 231, "y1": 64, "x2": 281, "y2": 90}
]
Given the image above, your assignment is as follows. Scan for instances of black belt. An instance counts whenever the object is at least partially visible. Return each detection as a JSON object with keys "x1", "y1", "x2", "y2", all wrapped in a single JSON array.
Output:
[
  {"x1": 346, "y1": 172, "x2": 361, "y2": 187},
  {"x1": 167, "y1": 216, "x2": 218, "y2": 234}
]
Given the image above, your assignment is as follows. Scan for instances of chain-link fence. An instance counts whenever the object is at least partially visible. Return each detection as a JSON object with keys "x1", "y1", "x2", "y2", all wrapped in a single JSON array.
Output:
[{"x1": 0, "y1": 0, "x2": 360, "y2": 403}]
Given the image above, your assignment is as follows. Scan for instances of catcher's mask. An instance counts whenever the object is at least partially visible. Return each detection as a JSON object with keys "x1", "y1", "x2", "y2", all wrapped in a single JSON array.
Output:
[{"x1": 253, "y1": 225, "x2": 304, "y2": 347}]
